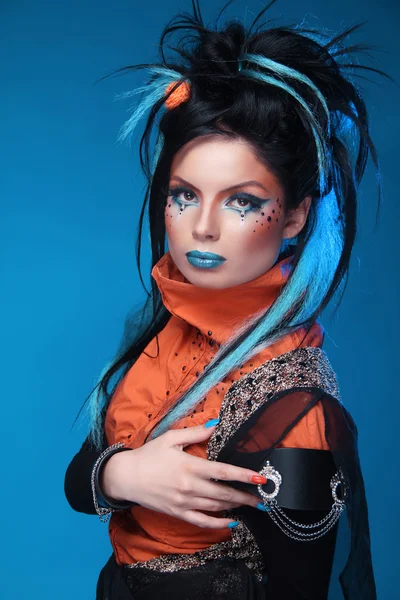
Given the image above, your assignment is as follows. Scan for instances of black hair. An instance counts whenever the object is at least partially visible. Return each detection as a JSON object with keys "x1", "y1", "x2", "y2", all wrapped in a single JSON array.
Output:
[{"x1": 73, "y1": 0, "x2": 395, "y2": 446}]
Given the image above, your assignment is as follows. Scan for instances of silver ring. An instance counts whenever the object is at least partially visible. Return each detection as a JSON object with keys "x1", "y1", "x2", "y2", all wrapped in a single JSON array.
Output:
[
  {"x1": 257, "y1": 460, "x2": 282, "y2": 501},
  {"x1": 330, "y1": 468, "x2": 347, "y2": 505}
]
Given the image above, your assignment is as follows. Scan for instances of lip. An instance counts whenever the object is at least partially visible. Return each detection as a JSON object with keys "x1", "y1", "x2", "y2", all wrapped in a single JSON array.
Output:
[
  {"x1": 185, "y1": 250, "x2": 226, "y2": 270},
  {"x1": 186, "y1": 250, "x2": 226, "y2": 261}
]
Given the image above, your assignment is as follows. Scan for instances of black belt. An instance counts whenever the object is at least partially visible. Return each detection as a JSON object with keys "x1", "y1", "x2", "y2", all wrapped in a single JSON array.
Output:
[{"x1": 224, "y1": 448, "x2": 338, "y2": 511}]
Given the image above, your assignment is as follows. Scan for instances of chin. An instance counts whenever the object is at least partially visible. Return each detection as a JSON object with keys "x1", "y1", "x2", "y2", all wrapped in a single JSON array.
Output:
[{"x1": 182, "y1": 267, "x2": 239, "y2": 289}]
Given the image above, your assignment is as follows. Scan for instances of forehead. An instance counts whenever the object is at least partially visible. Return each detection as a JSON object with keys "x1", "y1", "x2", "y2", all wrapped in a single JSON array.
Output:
[{"x1": 169, "y1": 135, "x2": 281, "y2": 194}]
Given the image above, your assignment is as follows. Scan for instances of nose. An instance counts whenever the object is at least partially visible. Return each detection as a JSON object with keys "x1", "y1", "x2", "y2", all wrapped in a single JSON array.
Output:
[{"x1": 191, "y1": 204, "x2": 221, "y2": 242}]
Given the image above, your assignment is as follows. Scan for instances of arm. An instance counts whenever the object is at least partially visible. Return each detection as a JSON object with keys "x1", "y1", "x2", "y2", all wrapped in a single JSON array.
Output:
[
  {"x1": 263, "y1": 401, "x2": 337, "y2": 597},
  {"x1": 64, "y1": 423, "x2": 135, "y2": 516},
  {"x1": 220, "y1": 393, "x2": 339, "y2": 598},
  {"x1": 239, "y1": 502, "x2": 338, "y2": 599}
]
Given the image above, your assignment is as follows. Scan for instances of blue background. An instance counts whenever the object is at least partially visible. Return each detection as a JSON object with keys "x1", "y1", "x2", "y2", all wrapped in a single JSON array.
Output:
[{"x1": 1, "y1": 0, "x2": 398, "y2": 597}]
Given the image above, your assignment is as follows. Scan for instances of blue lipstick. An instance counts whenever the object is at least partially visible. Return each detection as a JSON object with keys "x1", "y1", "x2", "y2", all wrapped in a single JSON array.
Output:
[{"x1": 186, "y1": 250, "x2": 226, "y2": 269}]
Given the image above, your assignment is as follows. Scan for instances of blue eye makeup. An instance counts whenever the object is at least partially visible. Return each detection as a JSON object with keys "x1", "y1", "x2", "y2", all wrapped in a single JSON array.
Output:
[
  {"x1": 167, "y1": 186, "x2": 270, "y2": 214},
  {"x1": 168, "y1": 186, "x2": 197, "y2": 206}
]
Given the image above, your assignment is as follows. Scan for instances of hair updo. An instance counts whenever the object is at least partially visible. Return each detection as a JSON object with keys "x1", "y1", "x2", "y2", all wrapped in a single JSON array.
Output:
[{"x1": 84, "y1": 0, "x2": 392, "y2": 447}]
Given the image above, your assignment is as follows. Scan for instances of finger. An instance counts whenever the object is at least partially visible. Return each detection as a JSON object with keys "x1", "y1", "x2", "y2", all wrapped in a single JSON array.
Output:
[
  {"x1": 194, "y1": 479, "x2": 260, "y2": 508},
  {"x1": 166, "y1": 422, "x2": 218, "y2": 449},
  {"x1": 188, "y1": 496, "x2": 246, "y2": 512},
  {"x1": 182, "y1": 510, "x2": 241, "y2": 530},
  {"x1": 190, "y1": 454, "x2": 267, "y2": 486}
]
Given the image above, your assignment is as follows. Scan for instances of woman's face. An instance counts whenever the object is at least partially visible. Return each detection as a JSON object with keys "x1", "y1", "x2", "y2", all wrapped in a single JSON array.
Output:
[{"x1": 165, "y1": 135, "x2": 310, "y2": 289}]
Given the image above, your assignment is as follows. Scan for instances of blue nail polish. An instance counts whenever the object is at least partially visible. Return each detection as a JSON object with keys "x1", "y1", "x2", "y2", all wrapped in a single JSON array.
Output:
[
  {"x1": 205, "y1": 418, "x2": 220, "y2": 428},
  {"x1": 257, "y1": 502, "x2": 271, "y2": 512},
  {"x1": 228, "y1": 520, "x2": 240, "y2": 529}
]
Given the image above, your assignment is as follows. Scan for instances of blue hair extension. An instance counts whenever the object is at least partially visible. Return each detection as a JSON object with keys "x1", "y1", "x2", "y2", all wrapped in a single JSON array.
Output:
[
  {"x1": 86, "y1": 358, "x2": 115, "y2": 447},
  {"x1": 92, "y1": 55, "x2": 345, "y2": 442},
  {"x1": 114, "y1": 66, "x2": 187, "y2": 145},
  {"x1": 239, "y1": 54, "x2": 331, "y2": 138},
  {"x1": 86, "y1": 67, "x2": 187, "y2": 445},
  {"x1": 237, "y1": 59, "x2": 331, "y2": 195},
  {"x1": 152, "y1": 131, "x2": 165, "y2": 174},
  {"x1": 150, "y1": 64, "x2": 347, "y2": 437}
]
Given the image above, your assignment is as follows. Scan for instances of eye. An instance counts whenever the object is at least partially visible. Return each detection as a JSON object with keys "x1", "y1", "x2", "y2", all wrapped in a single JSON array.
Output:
[
  {"x1": 226, "y1": 194, "x2": 264, "y2": 212},
  {"x1": 168, "y1": 186, "x2": 197, "y2": 205}
]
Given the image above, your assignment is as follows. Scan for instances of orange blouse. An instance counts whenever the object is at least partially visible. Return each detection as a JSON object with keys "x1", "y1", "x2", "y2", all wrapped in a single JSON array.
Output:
[{"x1": 105, "y1": 251, "x2": 329, "y2": 565}]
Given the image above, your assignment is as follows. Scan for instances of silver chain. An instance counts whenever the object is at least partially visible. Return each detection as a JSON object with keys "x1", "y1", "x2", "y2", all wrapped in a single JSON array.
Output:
[
  {"x1": 264, "y1": 499, "x2": 344, "y2": 541},
  {"x1": 257, "y1": 463, "x2": 348, "y2": 542},
  {"x1": 91, "y1": 442, "x2": 126, "y2": 523}
]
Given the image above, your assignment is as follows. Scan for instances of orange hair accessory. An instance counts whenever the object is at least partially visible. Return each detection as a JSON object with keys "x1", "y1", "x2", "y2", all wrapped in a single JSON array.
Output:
[{"x1": 164, "y1": 80, "x2": 191, "y2": 110}]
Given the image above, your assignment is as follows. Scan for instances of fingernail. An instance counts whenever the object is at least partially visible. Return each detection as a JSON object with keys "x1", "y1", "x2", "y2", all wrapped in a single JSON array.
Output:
[
  {"x1": 257, "y1": 502, "x2": 271, "y2": 512},
  {"x1": 227, "y1": 520, "x2": 240, "y2": 529},
  {"x1": 205, "y1": 418, "x2": 220, "y2": 428},
  {"x1": 251, "y1": 475, "x2": 267, "y2": 484}
]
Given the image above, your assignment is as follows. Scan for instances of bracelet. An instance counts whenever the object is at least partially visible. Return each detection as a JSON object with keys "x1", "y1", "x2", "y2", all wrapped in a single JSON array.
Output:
[
  {"x1": 257, "y1": 462, "x2": 348, "y2": 541},
  {"x1": 91, "y1": 442, "x2": 129, "y2": 523}
]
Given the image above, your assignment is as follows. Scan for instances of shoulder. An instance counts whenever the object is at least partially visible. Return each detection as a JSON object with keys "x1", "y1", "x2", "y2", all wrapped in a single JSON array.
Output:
[
  {"x1": 222, "y1": 346, "x2": 342, "y2": 413},
  {"x1": 208, "y1": 347, "x2": 344, "y2": 460}
]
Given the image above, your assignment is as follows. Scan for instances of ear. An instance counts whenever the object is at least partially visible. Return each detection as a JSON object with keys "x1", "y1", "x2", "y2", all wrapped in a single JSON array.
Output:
[{"x1": 282, "y1": 195, "x2": 312, "y2": 239}]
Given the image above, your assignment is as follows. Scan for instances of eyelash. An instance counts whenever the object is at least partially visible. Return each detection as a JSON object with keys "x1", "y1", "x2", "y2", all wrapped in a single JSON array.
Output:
[{"x1": 167, "y1": 186, "x2": 267, "y2": 213}]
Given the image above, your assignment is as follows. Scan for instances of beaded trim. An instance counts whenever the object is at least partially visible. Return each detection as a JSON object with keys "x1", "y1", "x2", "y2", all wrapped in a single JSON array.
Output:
[
  {"x1": 125, "y1": 512, "x2": 264, "y2": 579},
  {"x1": 207, "y1": 346, "x2": 340, "y2": 461},
  {"x1": 91, "y1": 442, "x2": 126, "y2": 522}
]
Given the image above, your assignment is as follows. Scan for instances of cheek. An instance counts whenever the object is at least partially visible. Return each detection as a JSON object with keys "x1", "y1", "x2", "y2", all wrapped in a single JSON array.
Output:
[
  {"x1": 235, "y1": 197, "x2": 284, "y2": 247},
  {"x1": 164, "y1": 200, "x2": 183, "y2": 244}
]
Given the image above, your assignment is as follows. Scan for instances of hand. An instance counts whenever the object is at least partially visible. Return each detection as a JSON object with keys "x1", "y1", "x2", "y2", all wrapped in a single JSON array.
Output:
[{"x1": 101, "y1": 423, "x2": 266, "y2": 529}]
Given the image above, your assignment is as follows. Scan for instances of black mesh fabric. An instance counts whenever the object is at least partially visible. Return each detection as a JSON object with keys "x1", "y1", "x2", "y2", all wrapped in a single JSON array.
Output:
[{"x1": 215, "y1": 388, "x2": 376, "y2": 599}]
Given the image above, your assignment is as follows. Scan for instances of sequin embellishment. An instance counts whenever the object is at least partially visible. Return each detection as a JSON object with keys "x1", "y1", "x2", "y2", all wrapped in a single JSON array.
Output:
[{"x1": 207, "y1": 346, "x2": 341, "y2": 461}]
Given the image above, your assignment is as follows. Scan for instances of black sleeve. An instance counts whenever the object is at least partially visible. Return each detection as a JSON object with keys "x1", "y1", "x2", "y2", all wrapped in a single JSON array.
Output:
[
  {"x1": 64, "y1": 417, "x2": 134, "y2": 514},
  {"x1": 239, "y1": 504, "x2": 338, "y2": 599},
  {"x1": 64, "y1": 425, "x2": 106, "y2": 514},
  {"x1": 212, "y1": 388, "x2": 342, "y2": 599}
]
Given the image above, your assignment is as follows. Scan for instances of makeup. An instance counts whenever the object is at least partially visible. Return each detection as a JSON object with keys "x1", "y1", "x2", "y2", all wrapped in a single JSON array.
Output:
[{"x1": 186, "y1": 250, "x2": 226, "y2": 269}]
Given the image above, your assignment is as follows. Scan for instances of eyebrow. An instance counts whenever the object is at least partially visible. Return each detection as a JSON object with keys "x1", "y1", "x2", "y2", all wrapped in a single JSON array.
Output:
[{"x1": 169, "y1": 175, "x2": 271, "y2": 195}]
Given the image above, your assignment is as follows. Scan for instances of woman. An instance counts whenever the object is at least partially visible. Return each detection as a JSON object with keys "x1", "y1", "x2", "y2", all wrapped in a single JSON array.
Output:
[{"x1": 65, "y1": 1, "x2": 390, "y2": 598}]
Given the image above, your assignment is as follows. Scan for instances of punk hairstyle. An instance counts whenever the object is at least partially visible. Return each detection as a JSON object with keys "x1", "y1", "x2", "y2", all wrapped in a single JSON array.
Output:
[{"x1": 76, "y1": 0, "x2": 393, "y2": 447}]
